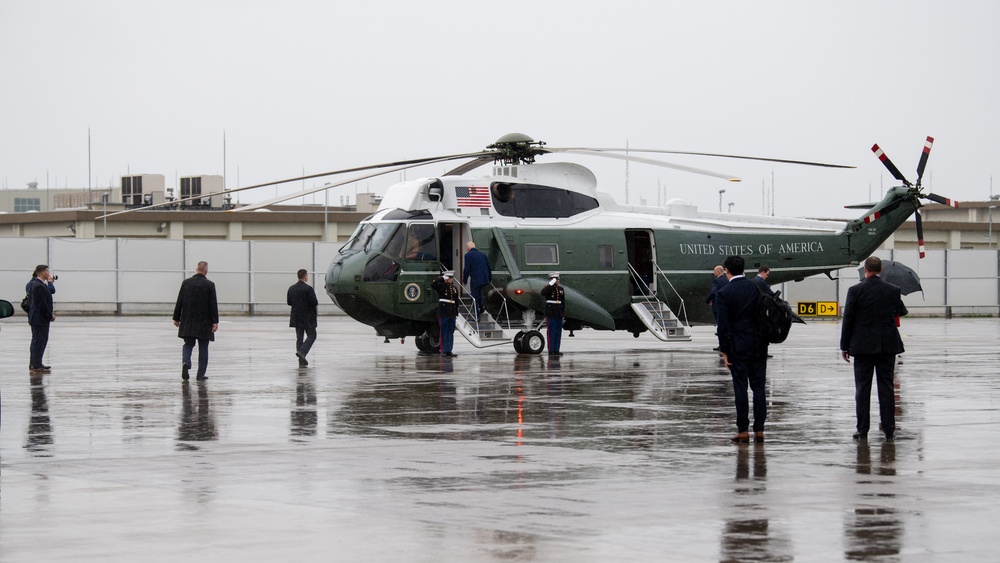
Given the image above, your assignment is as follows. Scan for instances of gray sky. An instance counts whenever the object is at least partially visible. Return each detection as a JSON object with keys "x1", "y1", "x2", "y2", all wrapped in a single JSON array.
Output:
[{"x1": 1, "y1": 1, "x2": 997, "y2": 219}]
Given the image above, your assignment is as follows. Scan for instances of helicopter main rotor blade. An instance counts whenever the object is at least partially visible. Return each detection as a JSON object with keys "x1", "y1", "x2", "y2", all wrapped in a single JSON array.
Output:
[
  {"x1": 231, "y1": 154, "x2": 487, "y2": 212},
  {"x1": 548, "y1": 147, "x2": 855, "y2": 169},
  {"x1": 546, "y1": 148, "x2": 741, "y2": 182},
  {"x1": 924, "y1": 192, "x2": 959, "y2": 208},
  {"x1": 97, "y1": 151, "x2": 493, "y2": 219},
  {"x1": 915, "y1": 209, "x2": 926, "y2": 259},
  {"x1": 871, "y1": 143, "x2": 911, "y2": 186},
  {"x1": 915, "y1": 136, "x2": 934, "y2": 187},
  {"x1": 444, "y1": 155, "x2": 497, "y2": 176}
]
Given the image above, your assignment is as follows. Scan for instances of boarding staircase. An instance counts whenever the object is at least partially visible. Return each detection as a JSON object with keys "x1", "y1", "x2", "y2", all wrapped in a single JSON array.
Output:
[
  {"x1": 454, "y1": 285, "x2": 519, "y2": 348},
  {"x1": 628, "y1": 264, "x2": 692, "y2": 342}
]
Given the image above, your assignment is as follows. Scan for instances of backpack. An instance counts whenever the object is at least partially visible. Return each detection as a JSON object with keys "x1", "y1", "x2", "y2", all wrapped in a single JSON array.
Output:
[
  {"x1": 21, "y1": 291, "x2": 31, "y2": 313},
  {"x1": 755, "y1": 285, "x2": 794, "y2": 344}
]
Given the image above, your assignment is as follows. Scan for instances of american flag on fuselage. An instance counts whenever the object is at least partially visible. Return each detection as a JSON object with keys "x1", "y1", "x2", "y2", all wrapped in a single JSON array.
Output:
[{"x1": 455, "y1": 186, "x2": 491, "y2": 208}]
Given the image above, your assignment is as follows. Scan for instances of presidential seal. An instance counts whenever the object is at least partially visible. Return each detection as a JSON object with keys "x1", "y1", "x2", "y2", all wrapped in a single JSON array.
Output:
[{"x1": 404, "y1": 283, "x2": 421, "y2": 302}]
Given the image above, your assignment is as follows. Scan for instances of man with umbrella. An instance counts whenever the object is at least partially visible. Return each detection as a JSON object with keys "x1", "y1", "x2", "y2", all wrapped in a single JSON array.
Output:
[{"x1": 841, "y1": 256, "x2": 909, "y2": 441}]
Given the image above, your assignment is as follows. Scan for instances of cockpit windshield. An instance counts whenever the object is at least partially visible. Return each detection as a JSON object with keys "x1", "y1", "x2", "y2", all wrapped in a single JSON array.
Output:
[{"x1": 342, "y1": 223, "x2": 375, "y2": 253}]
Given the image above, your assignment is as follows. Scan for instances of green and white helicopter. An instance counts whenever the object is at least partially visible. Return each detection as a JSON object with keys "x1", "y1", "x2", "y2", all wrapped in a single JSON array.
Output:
[{"x1": 108, "y1": 134, "x2": 955, "y2": 354}]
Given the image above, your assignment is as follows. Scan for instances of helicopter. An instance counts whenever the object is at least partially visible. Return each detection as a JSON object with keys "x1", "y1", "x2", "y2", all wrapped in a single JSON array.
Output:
[{"x1": 102, "y1": 133, "x2": 955, "y2": 354}]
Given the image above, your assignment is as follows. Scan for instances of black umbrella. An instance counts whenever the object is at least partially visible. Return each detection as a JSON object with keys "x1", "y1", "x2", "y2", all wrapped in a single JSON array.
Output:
[
  {"x1": 0, "y1": 299, "x2": 13, "y2": 319},
  {"x1": 857, "y1": 260, "x2": 922, "y2": 295}
]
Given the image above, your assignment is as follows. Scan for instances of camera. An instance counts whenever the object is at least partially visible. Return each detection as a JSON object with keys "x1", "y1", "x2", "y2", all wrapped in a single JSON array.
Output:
[{"x1": 51, "y1": 274, "x2": 59, "y2": 281}]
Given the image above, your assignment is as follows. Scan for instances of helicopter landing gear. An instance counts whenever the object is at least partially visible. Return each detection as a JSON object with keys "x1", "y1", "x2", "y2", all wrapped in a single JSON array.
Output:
[
  {"x1": 513, "y1": 330, "x2": 545, "y2": 354},
  {"x1": 415, "y1": 332, "x2": 440, "y2": 353}
]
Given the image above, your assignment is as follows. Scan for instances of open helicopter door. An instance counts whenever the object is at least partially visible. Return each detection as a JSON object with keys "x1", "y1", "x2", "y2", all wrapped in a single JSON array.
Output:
[{"x1": 625, "y1": 230, "x2": 656, "y2": 296}]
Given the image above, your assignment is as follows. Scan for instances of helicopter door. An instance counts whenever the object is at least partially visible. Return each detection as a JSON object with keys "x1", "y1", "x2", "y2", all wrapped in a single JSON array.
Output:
[
  {"x1": 625, "y1": 230, "x2": 656, "y2": 296},
  {"x1": 437, "y1": 222, "x2": 470, "y2": 275}
]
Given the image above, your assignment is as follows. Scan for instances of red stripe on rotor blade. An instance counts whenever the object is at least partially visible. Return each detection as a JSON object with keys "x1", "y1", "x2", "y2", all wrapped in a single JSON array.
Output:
[
  {"x1": 871, "y1": 145, "x2": 886, "y2": 160},
  {"x1": 924, "y1": 136, "x2": 934, "y2": 153}
]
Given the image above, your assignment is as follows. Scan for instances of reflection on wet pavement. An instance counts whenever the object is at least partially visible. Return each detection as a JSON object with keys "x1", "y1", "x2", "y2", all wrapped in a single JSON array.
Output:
[{"x1": 1, "y1": 317, "x2": 999, "y2": 561}]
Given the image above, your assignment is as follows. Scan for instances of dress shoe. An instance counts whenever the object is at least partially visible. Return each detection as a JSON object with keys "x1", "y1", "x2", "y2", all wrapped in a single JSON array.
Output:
[
  {"x1": 181, "y1": 364, "x2": 190, "y2": 381},
  {"x1": 196, "y1": 375, "x2": 208, "y2": 381},
  {"x1": 754, "y1": 432, "x2": 765, "y2": 443},
  {"x1": 549, "y1": 351, "x2": 563, "y2": 356},
  {"x1": 884, "y1": 433, "x2": 894, "y2": 442},
  {"x1": 712, "y1": 347, "x2": 720, "y2": 351},
  {"x1": 730, "y1": 432, "x2": 750, "y2": 443},
  {"x1": 40, "y1": 364, "x2": 51, "y2": 370},
  {"x1": 444, "y1": 352, "x2": 458, "y2": 357},
  {"x1": 298, "y1": 356, "x2": 309, "y2": 367},
  {"x1": 29, "y1": 367, "x2": 47, "y2": 375},
  {"x1": 853, "y1": 432, "x2": 867, "y2": 441}
]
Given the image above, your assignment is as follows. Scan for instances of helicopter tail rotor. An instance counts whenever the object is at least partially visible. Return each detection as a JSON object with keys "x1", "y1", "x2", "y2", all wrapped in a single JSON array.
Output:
[{"x1": 867, "y1": 136, "x2": 960, "y2": 257}]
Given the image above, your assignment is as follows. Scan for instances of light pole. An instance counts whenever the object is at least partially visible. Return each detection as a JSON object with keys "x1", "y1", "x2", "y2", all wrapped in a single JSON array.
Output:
[
  {"x1": 728, "y1": 202, "x2": 735, "y2": 213},
  {"x1": 718, "y1": 189, "x2": 726, "y2": 212},
  {"x1": 990, "y1": 205, "x2": 996, "y2": 250}
]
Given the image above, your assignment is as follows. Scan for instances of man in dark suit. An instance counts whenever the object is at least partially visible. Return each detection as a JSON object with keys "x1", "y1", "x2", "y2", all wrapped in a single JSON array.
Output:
[
  {"x1": 753, "y1": 265, "x2": 775, "y2": 297},
  {"x1": 27, "y1": 264, "x2": 56, "y2": 375},
  {"x1": 716, "y1": 255, "x2": 769, "y2": 443},
  {"x1": 706, "y1": 265, "x2": 727, "y2": 322},
  {"x1": 173, "y1": 261, "x2": 219, "y2": 381},
  {"x1": 287, "y1": 268, "x2": 319, "y2": 367},
  {"x1": 841, "y1": 256, "x2": 908, "y2": 441},
  {"x1": 462, "y1": 241, "x2": 492, "y2": 319}
]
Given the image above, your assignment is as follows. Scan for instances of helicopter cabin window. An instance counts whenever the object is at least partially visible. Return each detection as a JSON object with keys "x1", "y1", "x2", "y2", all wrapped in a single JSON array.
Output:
[
  {"x1": 598, "y1": 245, "x2": 614, "y2": 268},
  {"x1": 404, "y1": 224, "x2": 437, "y2": 261},
  {"x1": 524, "y1": 243, "x2": 558, "y2": 265},
  {"x1": 491, "y1": 182, "x2": 599, "y2": 218}
]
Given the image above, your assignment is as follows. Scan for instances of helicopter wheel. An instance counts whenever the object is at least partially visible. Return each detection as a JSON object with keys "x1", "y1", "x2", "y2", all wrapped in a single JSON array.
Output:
[
  {"x1": 512, "y1": 331, "x2": 526, "y2": 354},
  {"x1": 416, "y1": 333, "x2": 440, "y2": 353},
  {"x1": 521, "y1": 330, "x2": 545, "y2": 355}
]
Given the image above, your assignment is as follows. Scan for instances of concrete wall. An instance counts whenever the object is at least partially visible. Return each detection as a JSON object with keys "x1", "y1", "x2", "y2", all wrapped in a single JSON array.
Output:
[{"x1": 0, "y1": 237, "x2": 345, "y2": 315}]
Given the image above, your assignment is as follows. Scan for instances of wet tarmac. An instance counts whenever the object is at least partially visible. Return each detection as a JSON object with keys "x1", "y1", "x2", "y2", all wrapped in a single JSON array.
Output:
[{"x1": 1, "y1": 316, "x2": 999, "y2": 561}]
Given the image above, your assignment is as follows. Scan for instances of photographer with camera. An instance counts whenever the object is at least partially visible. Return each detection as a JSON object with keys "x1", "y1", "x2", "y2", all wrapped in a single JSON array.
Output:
[{"x1": 26, "y1": 264, "x2": 56, "y2": 374}]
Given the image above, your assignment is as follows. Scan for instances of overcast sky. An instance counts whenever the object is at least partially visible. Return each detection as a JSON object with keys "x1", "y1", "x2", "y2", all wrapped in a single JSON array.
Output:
[{"x1": 1, "y1": 1, "x2": 997, "y2": 219}]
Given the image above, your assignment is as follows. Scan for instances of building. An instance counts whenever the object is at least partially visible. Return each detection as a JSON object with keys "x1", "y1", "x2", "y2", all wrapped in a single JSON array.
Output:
[
  {"x1": 0, "y1": 193, "x2": 382, "y2": 241},
  {"x1": 881, "y1": 200, "x2": 1000, "y2": 251},
  {"x1": 0, "y1": 185, "x2": 120, "y2": 213}
]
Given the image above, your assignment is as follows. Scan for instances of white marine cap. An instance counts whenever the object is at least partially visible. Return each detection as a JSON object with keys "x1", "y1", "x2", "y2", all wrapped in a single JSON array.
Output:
[
  {"x1": 442, "y1": 270, "x2": 454, "y2": 278},
  {"x1": 548, "y1": 272, "x2": 560, "y2": 279}
]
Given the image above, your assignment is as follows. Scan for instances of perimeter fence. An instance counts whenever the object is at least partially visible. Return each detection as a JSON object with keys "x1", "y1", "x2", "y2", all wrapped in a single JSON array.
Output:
[{"x1": 1, "y1": 238, "x2": 998, "y2": 318}]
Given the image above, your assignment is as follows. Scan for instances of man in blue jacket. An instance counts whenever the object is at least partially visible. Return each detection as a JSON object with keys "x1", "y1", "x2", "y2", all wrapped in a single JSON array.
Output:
[
  {"x1": 27, "y1": 264, "x2": 56, "y2": 375},
  {"x1": 716, "y1": 255, "x2": 769, "y2": 443},
  {"x1": 841, "y1": 256, "x2": 908, "y2": 441},
  {"x1": 462, "y1": 241, "x2": 492, "y2": 319}
]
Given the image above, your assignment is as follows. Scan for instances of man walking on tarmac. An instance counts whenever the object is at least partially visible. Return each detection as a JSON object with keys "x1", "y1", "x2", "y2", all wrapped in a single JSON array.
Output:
[
  {"x1": 841, "y1": 255, "x2": 908, "y2": 441},
  {"x1": 173, "y1": 261, "x2": 219, "y2": 381},
  {"x1": 716, "y1": 255, "x2": 769, "y2": 443}
]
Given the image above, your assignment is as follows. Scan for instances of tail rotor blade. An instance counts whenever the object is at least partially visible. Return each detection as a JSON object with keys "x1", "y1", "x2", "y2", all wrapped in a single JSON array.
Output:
[
  {"x1": 915, "y1": 210, "x2": 926, "y2": 259},
  {"x1": 871, "y1": 144, "x2": 911, "y2": 186},
  {"x1": 925, "y1": 193, "x2": 959, "y2": 208},
  {"x1": 915, "y1": 136, "x2": 934, "y2": 187}
]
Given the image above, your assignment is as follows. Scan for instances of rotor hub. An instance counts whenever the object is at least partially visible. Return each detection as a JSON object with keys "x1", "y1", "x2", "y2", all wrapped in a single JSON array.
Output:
[{"x1": 487, "y1": 133, "x2": 547, "y2": 165}]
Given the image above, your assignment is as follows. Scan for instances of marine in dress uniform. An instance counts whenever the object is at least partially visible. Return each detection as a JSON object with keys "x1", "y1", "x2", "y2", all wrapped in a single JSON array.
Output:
[
  {"x1": 539, "y1": 272, "x2": 565, "y2": 355},
  {"x1": 431, "y1": 270, "x2": 459, "y2": 357}
]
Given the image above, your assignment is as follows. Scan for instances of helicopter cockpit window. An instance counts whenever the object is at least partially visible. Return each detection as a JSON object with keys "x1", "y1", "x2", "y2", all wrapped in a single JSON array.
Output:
[
  {"x1": 491, "y1": 183, "x2": 599, "y2": 218},
  {"x1": 363, "y1": 254, "x2": 400, "y2": 283},
  {"x1": 342, "y1": 223, "x2": 375, "y2": 253},
  {"x1": 383, "y1": 224, "x2": 406, "y2": 259},
  {"x1": 405, "y1": 224, "x2": 437, "y2": 262},
  {"x1": 364, "y1": 223, "x2": 401, "y2": 253}
]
